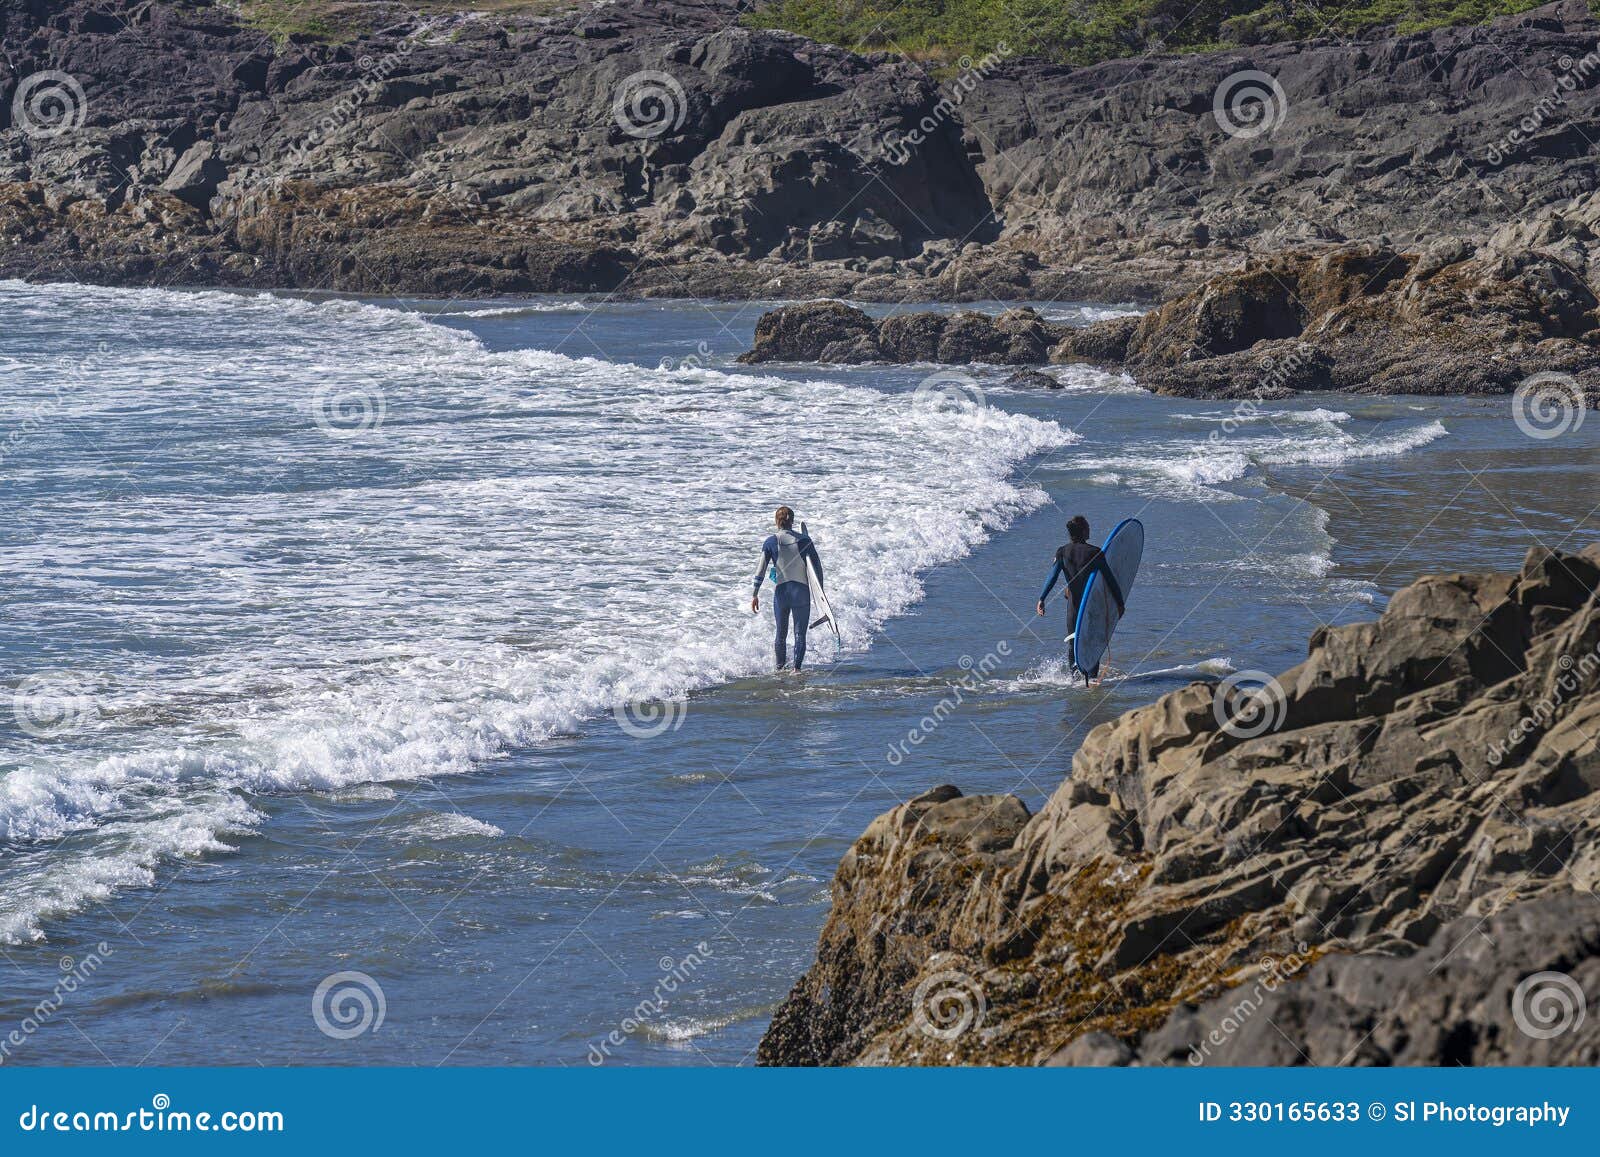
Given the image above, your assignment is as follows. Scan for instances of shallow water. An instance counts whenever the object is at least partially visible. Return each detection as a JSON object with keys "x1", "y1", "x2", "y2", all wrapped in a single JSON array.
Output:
[{"x1": 2, "y1": 284, "x2": 1595, "y2": 1065}]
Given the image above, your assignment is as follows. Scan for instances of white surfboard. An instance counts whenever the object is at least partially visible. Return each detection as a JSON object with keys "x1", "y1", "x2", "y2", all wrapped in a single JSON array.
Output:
[{"x1": 799, "y1": 521, "x2": 840, "y2": 640}]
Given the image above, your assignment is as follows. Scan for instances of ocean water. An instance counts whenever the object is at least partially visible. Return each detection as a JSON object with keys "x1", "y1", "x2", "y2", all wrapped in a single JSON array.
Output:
[{"x1": 1, "y1": 282, "x2": 1595, "y2": 1065}]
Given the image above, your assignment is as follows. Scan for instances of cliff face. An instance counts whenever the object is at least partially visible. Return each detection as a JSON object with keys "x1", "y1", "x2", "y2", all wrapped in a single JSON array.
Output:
[
  {"x1": 4, "y1": 0, "x2": 1600, "y2": 298},
  {"x1": 758, "y1": 547, "x2": 1600, "y2": 1065}
]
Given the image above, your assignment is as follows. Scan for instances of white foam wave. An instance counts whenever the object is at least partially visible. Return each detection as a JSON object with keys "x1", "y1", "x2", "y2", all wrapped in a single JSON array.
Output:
[
  {"x1": 0, "y1": 280, "x2": 1071, "y2": 941},
  {"x1": 437, "y1": 301, "x2": 591, "y2": 318},
  {"x1": 393, "y1": 813, "x2": 505, "y2": 842},
  {"x1": 1072, "y1": 420, "x2": 1448, "y2": 500},
  {"x1": 999, "y1": 655, "x2": 1235, "y2": 692}
]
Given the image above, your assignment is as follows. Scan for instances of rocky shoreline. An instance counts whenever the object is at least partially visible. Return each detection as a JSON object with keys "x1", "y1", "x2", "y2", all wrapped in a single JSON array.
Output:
[
  {"x1": 6, "y1": 0, "x2": 1600, "y2": 307},
  {"x1": 738, "y1": 222, "x2": 1600, "y2": 398},
  {"x1": 758, "y1": 546, "x2": 1600, "y2": 1066}
]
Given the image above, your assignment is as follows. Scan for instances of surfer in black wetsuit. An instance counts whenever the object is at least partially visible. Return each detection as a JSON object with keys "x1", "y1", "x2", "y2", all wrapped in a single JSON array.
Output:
[
  {"x1": 751, "y1": 505, "x2": 825, "y2": 671},
  {"x1": 1036, "y1": 515, "x2": 1124, "y2": 685}
]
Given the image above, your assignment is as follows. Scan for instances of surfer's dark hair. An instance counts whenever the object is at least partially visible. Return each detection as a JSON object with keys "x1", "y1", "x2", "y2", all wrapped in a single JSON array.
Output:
[
  {"x1": 775, "y1": 506, "x2": 794, "y2": 529},
  {"x1": 1067, "y1": 515, "x2": 1090, "y2": 543}
]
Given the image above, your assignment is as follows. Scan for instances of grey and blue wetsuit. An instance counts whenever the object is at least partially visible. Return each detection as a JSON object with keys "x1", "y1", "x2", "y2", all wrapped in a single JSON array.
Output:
[{"x1": 754, "y1": 529, "x2": 824, "y2": 670}]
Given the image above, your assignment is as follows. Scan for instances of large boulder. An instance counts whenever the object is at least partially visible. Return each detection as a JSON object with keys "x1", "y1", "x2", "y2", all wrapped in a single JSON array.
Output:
[
  {"x1": 737, "y1": 300, "x2": 879, "y2": 363},
  {"x1": 760, "y1": 545, "x2": 1600, "y2": 1065}
]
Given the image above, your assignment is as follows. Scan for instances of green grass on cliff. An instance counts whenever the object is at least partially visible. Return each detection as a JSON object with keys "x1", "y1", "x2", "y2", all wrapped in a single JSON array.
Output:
[
  {"x1": 745, "y1": 0, "x2": 1594, "y2": 66},
  {"x1": 222, "y1": 0, "x2": 574, "y2": 44}
]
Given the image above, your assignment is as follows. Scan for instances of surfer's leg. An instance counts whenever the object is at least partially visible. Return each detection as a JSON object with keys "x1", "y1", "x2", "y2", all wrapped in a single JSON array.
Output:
[
  {"x1": 773, "y1": 584, "x2": 791, "y2": 669},
  {"x1": 792, "y1": 586, "x2": 812, "y2": 670}
]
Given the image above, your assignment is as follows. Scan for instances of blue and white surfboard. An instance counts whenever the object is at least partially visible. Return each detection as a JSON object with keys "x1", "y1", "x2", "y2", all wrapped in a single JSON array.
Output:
[{"x1": 1071, "y1": 518, "x2": 1144, "y2": 676}]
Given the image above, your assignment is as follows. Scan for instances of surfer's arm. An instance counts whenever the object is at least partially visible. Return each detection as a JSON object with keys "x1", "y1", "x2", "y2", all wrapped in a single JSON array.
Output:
[
  {"x1": 1037, "y1": 558, "x2": 1065, "y2": 604},
  {"x1": 752, "y1": 541, "x2": 775, "y2": 596}
]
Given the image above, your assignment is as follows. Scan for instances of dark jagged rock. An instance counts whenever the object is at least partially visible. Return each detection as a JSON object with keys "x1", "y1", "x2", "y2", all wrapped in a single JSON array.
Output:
[
  {"x1": 743, "y1": 227, "x2": 1600, "y2": 395},
  {"x1": 6, "y1": 0, "x2": 1600, "y2": 301},
  {"x1": 1138, "y1": 894, "x2": 1600, "y2": 1066},
  {"x1": 740, "y1": 303, "x2": 1067, "y2": 365},
  {"x1": 1058, "y1": 234, "x2": 1600, "y2": 398},
  {"x1": 736, "y1": 300, "x2": 879, "y2": 364},
  {"x1": 1001, "y1": 369, "x2": 1061, "y2": 389},
  {"x1": 759, "y1": 546, "x2": 1600, "y2": 1065},
  {"x1": 0, "y1": 0, "x2": 997, "y2": 294}
]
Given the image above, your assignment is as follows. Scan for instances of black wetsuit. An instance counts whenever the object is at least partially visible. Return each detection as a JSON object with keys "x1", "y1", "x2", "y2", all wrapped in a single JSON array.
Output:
[{"x1": 1039, "y1": 542, "x2": 1124, "y2": 677}]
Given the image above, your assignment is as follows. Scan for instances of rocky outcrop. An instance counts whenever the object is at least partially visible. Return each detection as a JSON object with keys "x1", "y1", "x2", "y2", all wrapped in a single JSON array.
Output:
[
  {"x1": 1053, "y1": 233, "x2": 1600, "y2": 397},
  {"x1": 0, "y1": 0, "x2": 996, "y2": 294},
  {"x1": 6, "y1": 0, "x2": 1600, "y2": 298},
  {"x1": 741, "y1": 226, "x2": 1600, "y2": 396},
  {"x1": 759, "y1": 546, "x2": 1600, "y2": 1065},
  {"x1": 737, "y1": 301, "x2": 1059, "y2": 365}
]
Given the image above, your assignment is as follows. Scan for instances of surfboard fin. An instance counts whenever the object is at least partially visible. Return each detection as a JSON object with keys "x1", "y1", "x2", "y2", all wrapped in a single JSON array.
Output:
[{"x1": 810, "y1": 615, "x2": 831, "y2": 629}]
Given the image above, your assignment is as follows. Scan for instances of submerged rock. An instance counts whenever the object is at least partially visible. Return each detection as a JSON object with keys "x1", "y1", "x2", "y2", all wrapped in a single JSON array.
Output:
[{"x1": 759, "y1": 546, "x2": 1600, "y2": 1065}]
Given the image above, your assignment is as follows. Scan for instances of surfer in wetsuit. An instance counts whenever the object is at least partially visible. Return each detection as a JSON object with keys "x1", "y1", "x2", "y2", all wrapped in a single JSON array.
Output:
[
  {"x1": 1036, "y1": 514, "x2": 1124, "y2": 685},
  {"x1": 751, "y1": 506, "x2": 825, "y2": 671}
]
